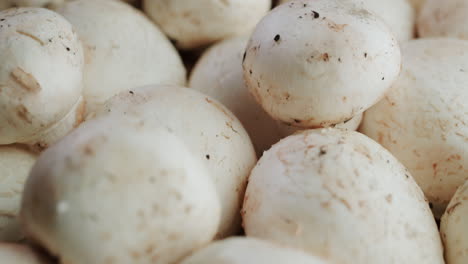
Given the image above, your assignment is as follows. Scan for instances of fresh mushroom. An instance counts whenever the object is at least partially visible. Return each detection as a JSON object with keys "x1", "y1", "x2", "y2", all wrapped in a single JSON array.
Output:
[{"x1": 418, "y1": 0, "x2": 468, "y2": 39}]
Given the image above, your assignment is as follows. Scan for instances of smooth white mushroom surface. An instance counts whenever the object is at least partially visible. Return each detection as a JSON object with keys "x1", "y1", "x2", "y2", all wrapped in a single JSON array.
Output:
[
  {"x1": 91, "y1": 85, "x2": 257, "y2": 238},
  {"x1": 143, "y1": 0, "x2": 271, "y2": 49},
  {"x1": 279, "y1": 0, "x2": 415, "y2": 42},
  {"x1": 20, "y1": 116, "x2": 221, "y2": 264},
  {"x1": 360, "y1": 39, "x2": 468, "y2": 217},
  {"x1": 0, "y1": 146, "x2": 36, "y2": 242},
  {"x1": 0, "y1": 8, "x2": 84, "y2": 145},
  {"x1": 180, "y1": 238, "x2": 331, "y2": 264},
  {"x1": 418, "y1": 0, "x2": 468, "y2": 39},
  {"x1": 55, "y1": 0, "x2": 186, "y2": 114},
  {"x1": 0, "y1": 243, "x2": 53, "y2": 264},
  {"x1": 189, "y1": 36, "x2": 285, "y2": 156},
  {"x1": 441, "y1": 181, "x2": 468, "y2": 264},
  {"x1": 243, "y1": 0, "x2": 401, "y2": 128},
  {"x1": 242, "y1": 129, "x2": 444, "y2": 264}
]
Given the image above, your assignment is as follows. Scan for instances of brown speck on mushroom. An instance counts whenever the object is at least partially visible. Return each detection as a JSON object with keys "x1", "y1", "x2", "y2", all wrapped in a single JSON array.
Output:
[
  {"x1": 364, "y1": 53, "x2": 368, "y2": 58},
  {"x1": 274, "y1": 34, "x2": 281, "y2": 42},
  {"x1": 312, "y1": 11, "x2": 320, "y2": 19}
]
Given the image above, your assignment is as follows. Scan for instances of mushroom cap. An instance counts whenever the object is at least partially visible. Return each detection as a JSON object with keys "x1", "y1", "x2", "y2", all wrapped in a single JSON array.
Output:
[
  {"x1": 279, "y1": 0, "x2": 415, "y2": 42},
  {"x1": 20, "y1": 116, "x2": 221, "y2": 264},
  {"x1": 0, "y1": 243, "x2": 53, "y2": 264},
  {"x1": 55, "y1": 0, "x2": 186, "y2": 114},
  {"x1": 243, "y1": 0, "x2": 401, "y2": 128},
  {"x1": 242, "y1": 128, "x2": 444, "y2": 264},
  {"x1": 441, "y1": 181, "x2": 468, "y2": 264},
  {"x1": 143, "y1": 0, "x2": 271, "y2": 49},
  {"x1": 0, "y1": 7, "x2": 83, "y2": 145},
  {"x1": 360, "y1": 38, "x2": 468, "y2": 217},
  {"x1": 189, "y1": 36, "x2": 285, "y2": 156},
  {"x1": 180, "y1": 237, "x2": 330, "y2": 264},
  {"x1": 418, "y1": 0, "x2": 468, "y2": 39},
  {"x1": 0, "y1": 146, "x2": 36, "y2": 242},
  {"x1": 91, "y1": 85, "x2": 257, "y2": 238}
]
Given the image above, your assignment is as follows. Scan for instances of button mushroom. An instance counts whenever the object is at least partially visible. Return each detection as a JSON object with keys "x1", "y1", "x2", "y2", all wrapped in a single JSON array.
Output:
[
  {"x1": 441, "y1": 180, "x2": 468, "y2": 264},
  {"x1": 90, "y1": 85, "x2": 257, "y2": 238},
  {"x1": 20, "y1": 116, "x2": 221, "y2": 264},
  {"x1": 0, "y1": 146, "x2": 36, "y2": 242},
  {"x1": 142, "y1": 0, "x2": 271, "y2": 50},
  {"x1": 54, "y1": 0, "x2": 186, "y2": 114},
  {"x1": 360, "y1": 38, "x2": 468, "y2": 217},
  {"x1": 180, "y1": 238, "x2": 331, "y2": 264},
  {"x1": 243, "y1": 0, "x2": 401, "y2": 128},
  {"x1": 418, "y1": 0, "x2": 468, "y2": 39},
  {"x1": 242, "y1": 128, "x2": 444, "y2": 264},
  {"x1": 0, "y1": 8, "x2": 84, "y2": 146}
]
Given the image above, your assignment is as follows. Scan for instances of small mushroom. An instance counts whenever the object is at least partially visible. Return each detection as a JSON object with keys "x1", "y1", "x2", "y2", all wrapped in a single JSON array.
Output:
[
  {"x1": 243, "y1": 0, "x2": 401, "y2": 128},
  {"x1": 0, "y1": 8, "x2": 84, "y2": 145},
  {"x1": 0, "y1": 146, "x2": 36, "y2": 242},
  {"x1": 90, "y1": 85, "x2": 257, "y2": 238},
  {"x1": 360, "y1": 38, "x2": 468, "y2": 218},
  {"x1": 418, "y1": 0, "x2": 468, "y2": 39},
  {"x1": 441, "y1": 180, "x2": 468, "y2": 264},
  {"x1": 55, "y1": 0, "x2": 186, "y2": 114},
  {"x1": 0, "y1": 243, "x2": 54, "y2": 264},
  {"x1": 180, "y1": 238, "x2": 331, "y2": 264},
  {"x1": 242, "y1": 128, "x2": 444, "y2": 264},
  {"x1": 20, "y1": 116, "x2": 221, "y2": 264},
  {"x1": 143, "y1": 0, "x2": 271, "y2": 49}
]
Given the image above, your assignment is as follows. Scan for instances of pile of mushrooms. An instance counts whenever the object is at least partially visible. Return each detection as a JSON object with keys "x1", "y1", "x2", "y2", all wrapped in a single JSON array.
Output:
[{"x1": 0, "y1": 0, "x2": 467, "y2": 264}]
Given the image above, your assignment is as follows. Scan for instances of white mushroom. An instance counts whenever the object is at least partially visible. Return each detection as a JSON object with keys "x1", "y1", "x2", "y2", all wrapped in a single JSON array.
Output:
[
  {"x1": 243, "y1": 0, "x2": 401, "y2": 128},
  {"x1": 180, "y1": 238, "x2": 331, "y2": 264},
  {"x1": 55, "y1": 0, "x2": 186, "y2": 114},
  {"x1": 142, "y1": 0, "x2": 271, "y2": 49},
  {"x1": 441, "y1": 181, "x2": 468, "y2": 264},
  {"x1": 0, "y1": 146, "x2": 36, "y2": 242},
  {"x1": 0, "y1": 243, "x2": 53, "y2": 264},
  {"x1": 90, "y1": 85, "x2": 257, "y2": 238},
  {"x1": 20, "y1": 116, "x2": 221, "y2": 264},
  {"x1": 0, "y1": 8, "x2": 84, "y2": 145},
  {"x1": 279, "y1": 0, "x2": 415, "y2": 42},
  {"x1": 360, "y1": 38, "x2": 468, "y2": 217},
  {"x1": 242, "y1": 128, "x2": 444, "y2": 264},
  {"x1": 418, "y1": 0, "x2": 468, "y2": 39}
]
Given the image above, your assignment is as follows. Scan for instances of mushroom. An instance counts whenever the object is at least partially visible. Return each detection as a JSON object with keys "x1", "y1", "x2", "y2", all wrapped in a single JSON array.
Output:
[
  {"x1": 360, "y1": 38, "x2": 468, "y2": 218},
  {"x1": 142, "y1": 0, "x2": 271, "y2": 50},
  {"x1": 90, "y1": 85, "x2": 257, "y2": 238},
  {"x1": 441, "y1": 180, "x2": 468, "y2": 264},
  {"x1": 242, "y1": 128, "x2": 444, "y2": 264},
  {"x1": 180, "y1": 237, "x2": 331, "y2": 264},
  {"x1": 418, "y1": 0, "x2": 468, "y2": 39},
  {"x1": 0, "y1": 8, "x2": 84, "y2": 146},
  {"x1": 243, "y1": 0, "x2": 401, "y2": 128},
  {"x1": 0, "y1": 243, "x2": 54, "y2": 264},
  {"x1": 55, "y1": 0, "x2": 186, "y2": 114},
  {"x1": 279, "y1": 0, "x2": 415, "y2": 42},
  {"x1": 0, "y1": 146, "x2": 36, "y2": 242},
  {"x1": 20, "y1": 116, "x2": 221, "y2": 264}
]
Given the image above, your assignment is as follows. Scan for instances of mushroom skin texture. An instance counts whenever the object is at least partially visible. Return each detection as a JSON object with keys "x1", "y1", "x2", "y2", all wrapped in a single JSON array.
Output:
[
  {"x1": 0, "y1": 7, "x2": 84, "y2": 145},
  {"x1": 279, "y1": 0, "x2": 415, "y2": 42},
  {"x1": 243, "y1": 0, "x2": 401, "y2": 128},
  {"x1": 90, "y1": 85, "x2": 257, "y2": 238},
  {"x1": 0, "y1": 146, "x2": 36, "y2": 242},
  {"x1": 142, "y1": 0, "x2": 271, "y2": 50},
  {"x1": 418, "y1": 0, "x2": 468, "y2": 39},
  {"x1": 55, "y1": 0, "x2": 186, "y2": 114},
  {"x1": 441, "y1": 181, "x2": 468, "y2": 264},
  {"x1": 180, "y1": 238, "x2": 331, "y2": 264},
  {"x1": 360, "y1": 39, "x2": 468, "y2": 217},
  {"x1": 0, "y1": 243, "x2": 53, "y2": 264},
  {"x1": 242, "y1": 129, "x2": 444, "y2": 264},
  {"x1": 20, "y1": 117, "x2": 221, "y2": 264},
  {"x1": 189, "y1": 36, "x2": 285, "y2": 156}
]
